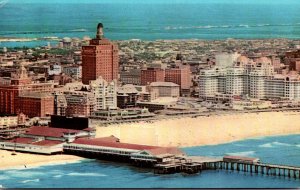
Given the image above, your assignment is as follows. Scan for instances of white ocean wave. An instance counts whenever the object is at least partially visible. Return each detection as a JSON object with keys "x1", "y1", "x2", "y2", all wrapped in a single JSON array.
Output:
[
  {"x1": 272, "y1": 142, "x2": 292, "y2": 146},
  {"x1": 163, "y1": 23, "x2": 298, "y2": 31},
  {"x1": 69, "y1": 28, "x2": 88, "y2": 32},
  {"x1": 238, "y1": 24, "x2": 249, "y2": 28},
  {"x1": 259, "y1": 143, "x2": 273, "y2": 148},
  {"x1": 259, "y1": 141, "x2": 293, "y2": 148},
  {"x1": 226, "y1": 151, "x2": 255, "y2": 157},
  {"x1": 21, "y1": 179, "x2": 40, "y2": 184},
  {"x1": 67, "y1": 172, "x2": 107, "y2": 177},
  {"x1": 53, "y1": 174, "x2": 62, "y2": 178}
]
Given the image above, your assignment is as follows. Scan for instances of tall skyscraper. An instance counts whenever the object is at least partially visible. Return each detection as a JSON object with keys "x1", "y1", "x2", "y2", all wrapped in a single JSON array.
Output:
[{"x1": 82, "y1": 23, "x2": 119, "y2": 85}]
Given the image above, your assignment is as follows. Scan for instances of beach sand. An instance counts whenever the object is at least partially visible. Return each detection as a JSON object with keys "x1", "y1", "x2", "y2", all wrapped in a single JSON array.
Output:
[
  {"x1": 0, "y1": 150, "x2": 84, "y2": 170},
  {"x1": 95, "y1": 111, "x2": 300, "y2": 147},
  {"x1": 1, "y1": 111, "x2": 300, "y2": 170}
]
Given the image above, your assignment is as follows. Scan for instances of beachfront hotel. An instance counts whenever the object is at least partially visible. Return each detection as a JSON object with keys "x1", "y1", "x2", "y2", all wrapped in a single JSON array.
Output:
[
  {"x1": 81, "y1": 23, "x2": 119, "y2": 84},
  {"x1": 198, "y1": 55, "x2": 300, "y2": 101}
]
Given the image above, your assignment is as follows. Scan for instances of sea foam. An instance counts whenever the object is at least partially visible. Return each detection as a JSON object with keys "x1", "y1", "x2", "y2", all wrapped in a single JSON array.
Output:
[
  {"x1": 21, "y1": 179, "x2": 40, "y2": 184},
  {"x1": 259, "y1": 141, "x2": 293, "y2": 148},
  {"x1": 226, "y1": 151, "x2": 255, "y2": 157},
  {"x1": 67, "y1": 172, "x2": 107, "y2": 177}
]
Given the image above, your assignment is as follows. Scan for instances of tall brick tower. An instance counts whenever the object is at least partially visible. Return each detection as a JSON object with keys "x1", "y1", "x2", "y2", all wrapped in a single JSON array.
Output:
[{"x1": 82, "y1": 23, "x2": 119, "y2": 84}]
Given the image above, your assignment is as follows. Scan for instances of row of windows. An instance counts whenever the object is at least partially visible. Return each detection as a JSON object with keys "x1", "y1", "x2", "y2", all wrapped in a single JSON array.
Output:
[{"x1": 64, "y1": 145, "x2": 133, "y2": 155}]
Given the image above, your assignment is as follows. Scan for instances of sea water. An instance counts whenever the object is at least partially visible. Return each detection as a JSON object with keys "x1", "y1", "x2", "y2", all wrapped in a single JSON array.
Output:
[
  {"x1": 2, "y1": 1, "x2": 300, "y2": 47},
  {"x1": 1, "y1": 134, "x2": 300, "y2": 188}
]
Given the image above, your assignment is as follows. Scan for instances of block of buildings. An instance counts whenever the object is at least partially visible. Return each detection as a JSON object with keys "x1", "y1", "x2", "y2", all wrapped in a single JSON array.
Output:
[
  {"x1": 54, "y1": 77, "x2": 117, "y2": 117},
  {"x1": 0, "y1": 65, "x2": 56, "y2": 116}
]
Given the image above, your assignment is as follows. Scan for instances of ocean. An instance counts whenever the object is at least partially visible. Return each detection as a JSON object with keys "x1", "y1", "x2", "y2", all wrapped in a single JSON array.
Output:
[
  {"x1": 1, "y1": 134, "x2": 300, "y2": 188},
  {"x1": 2, "y1": 1, "x2": 300, "y2": 47}
]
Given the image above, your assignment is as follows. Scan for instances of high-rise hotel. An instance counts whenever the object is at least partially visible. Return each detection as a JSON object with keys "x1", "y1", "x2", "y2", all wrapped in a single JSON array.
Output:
[{"x1": 82, "y1": 23, "x2": 119, "y2": 84}]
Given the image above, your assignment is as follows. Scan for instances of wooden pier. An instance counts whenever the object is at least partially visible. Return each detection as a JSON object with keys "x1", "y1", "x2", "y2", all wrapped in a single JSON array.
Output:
[
  {"x1": 202, "y1": 161, "x2": 300, "y2": 179},
  {"x1": 152, "y1": 156, "x2": 300, "y2": 180}
]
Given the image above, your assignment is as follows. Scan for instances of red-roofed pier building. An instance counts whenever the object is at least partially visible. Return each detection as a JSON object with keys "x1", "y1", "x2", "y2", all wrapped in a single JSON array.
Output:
[
  {"x1": 63, "y1": 137, "x2": 185, "y2": 165},
  {"x1": 0, "y1": 126, "x2": 95, "y2": 154}
]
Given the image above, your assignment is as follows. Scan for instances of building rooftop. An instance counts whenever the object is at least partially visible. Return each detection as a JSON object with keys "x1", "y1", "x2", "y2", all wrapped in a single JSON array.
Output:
[
  {"x1": 72, "y1": 137, "x2": 184, "y2": 156},
  {"x1": 9, "y1": 137, "x2": 62, "y2": 146},
  {"x1": 72, "y1": 137, "x2": 161, "y2": 151},
  {"x1": 150, "y1": 82, "x2": 179, "y2": 87},
  {"x1": 25, "y1": 126, "x2": 82, "y2": 138},
  {"x1": 118, "y1": 84, "x2": 139, "y2": 94},
  {"x1": 19, "y1": 92, "x2": 53, "y2": 99}
]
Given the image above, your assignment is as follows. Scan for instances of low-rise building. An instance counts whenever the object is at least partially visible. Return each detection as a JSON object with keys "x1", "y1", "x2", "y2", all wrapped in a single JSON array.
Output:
[
  {"x1": 120, "y1": 69, "x2": 141, "y2": 85},
  {"x1": 0, "y1": 126, "x2": 95, "y2": 154},
  {"x1": 64, "y1": 90, "x2": 95, "y2": 117},
  {"x1": 117, "y1": 84, "x2": 139, "y2": 108},
  {"x1": 63, "y1": 65, "x2": 82, "y2": 80},
  {"x1": 92, "y1": 108, "x2": 154, "y2": 120},
  {"x1": 149, "y1": 82, "x2": 180, "y2": 100}
]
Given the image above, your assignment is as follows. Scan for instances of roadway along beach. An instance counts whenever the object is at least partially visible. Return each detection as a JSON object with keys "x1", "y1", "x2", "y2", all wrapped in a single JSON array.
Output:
[{"x1": 1, "y1": 111, "x2": 300, "y2": 169}]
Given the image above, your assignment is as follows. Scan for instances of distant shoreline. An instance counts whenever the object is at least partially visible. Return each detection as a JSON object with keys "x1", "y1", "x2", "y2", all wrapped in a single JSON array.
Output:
[{"x1": 0, "y1": 37, "x2": 299, "y2": 43}]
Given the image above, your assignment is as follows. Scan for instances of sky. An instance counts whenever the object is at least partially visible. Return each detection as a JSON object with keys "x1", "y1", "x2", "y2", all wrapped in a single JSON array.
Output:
[{"x1": 7, "y1": 0, "x2": 300, "y2": 4}]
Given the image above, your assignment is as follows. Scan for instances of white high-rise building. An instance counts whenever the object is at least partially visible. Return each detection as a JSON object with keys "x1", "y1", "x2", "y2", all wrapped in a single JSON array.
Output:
[
  {"x1": 265, "y1": 73, "x2": 300, "y2": 100},
  {"x1": 90, "y1": 76, "x2": 117, "y2": 110},
  {"x1": 199, "y1": 56, "x2": 275, "y2": 100},
  {"x1": 225, "y1": 67, "x2": 244, "y2": 95},
  {"x1": 249, "y1": 57, "x2": 274, "y2": 99},
  {"x1": 199, "y1": 68, "x2": 226, "y2": 98}
]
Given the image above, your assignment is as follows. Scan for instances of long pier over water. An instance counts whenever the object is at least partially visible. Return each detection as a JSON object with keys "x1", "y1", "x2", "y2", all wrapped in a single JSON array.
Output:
[
  {"x1": 154, "y1": 155, "x2": 300, "y2": 180},
  {"x1": 62, "y1": 137, "x2": 300, "y2": 181}
]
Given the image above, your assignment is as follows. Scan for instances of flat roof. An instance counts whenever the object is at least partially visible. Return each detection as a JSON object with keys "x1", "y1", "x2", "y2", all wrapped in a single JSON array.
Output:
[
  {"x1": 25, "y1": 126, "x2": 82, "y2": 138},
  {"x1": 71, "y1": 137, "x2": 160, "y2": 151}
]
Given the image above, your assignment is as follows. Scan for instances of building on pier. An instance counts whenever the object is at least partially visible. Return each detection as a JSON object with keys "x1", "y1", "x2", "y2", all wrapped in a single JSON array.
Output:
[
  {"x1": 223, "y1": 155, "x2": 261, "y2": 164},
  {"x1": 63, "y1": 137, "x2": 185, "y2": 165},
  {"x1": 0, "y1": 126, "x2": 95, "y2": 154}
]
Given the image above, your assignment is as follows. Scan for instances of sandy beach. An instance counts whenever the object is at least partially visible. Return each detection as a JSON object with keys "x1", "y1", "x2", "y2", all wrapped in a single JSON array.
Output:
[
  {"x1": 1, "y1": 111, "x2": 300, "y2": 170},
  {"x1": 95, "y1": 111, "x2": 300, "y2": 147},
  {"x1": 0, "y1": 150, "x2": 84, "y2": 170}
]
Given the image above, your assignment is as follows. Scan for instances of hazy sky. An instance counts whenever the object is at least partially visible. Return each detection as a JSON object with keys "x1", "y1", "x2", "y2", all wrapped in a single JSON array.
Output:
[{"x1": 8, "y1": 0, "x2": 300, "y2": 4}]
